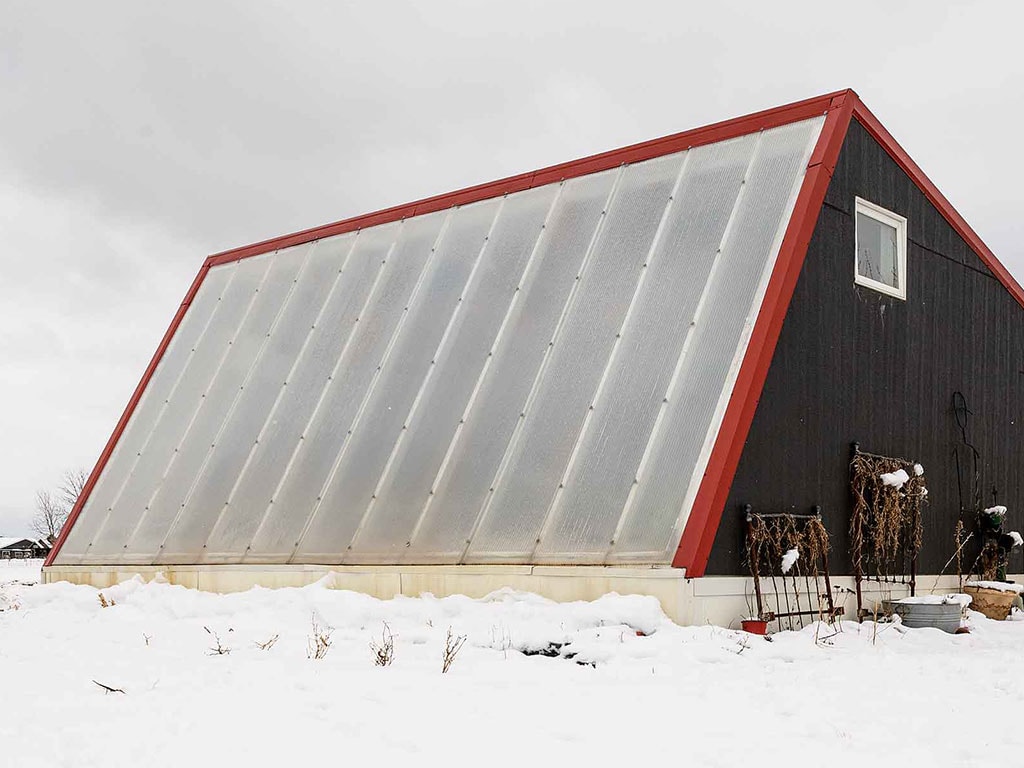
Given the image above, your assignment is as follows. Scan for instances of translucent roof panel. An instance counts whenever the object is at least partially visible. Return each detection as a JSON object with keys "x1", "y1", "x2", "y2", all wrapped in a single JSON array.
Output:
[{"x1": 54, "y1": 114, "x2": 823, "y2": 567}]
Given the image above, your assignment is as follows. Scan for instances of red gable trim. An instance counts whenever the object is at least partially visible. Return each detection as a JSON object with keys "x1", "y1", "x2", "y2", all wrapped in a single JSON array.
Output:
[
  {"x1": 44, "y1": 266, "x2": 212, "y2": 567},
  {"x1": 673, "y1": 92, "x2": 855, "y2": 576}
]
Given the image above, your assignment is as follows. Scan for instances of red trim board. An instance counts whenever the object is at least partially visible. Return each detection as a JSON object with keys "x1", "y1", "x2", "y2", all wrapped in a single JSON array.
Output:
[{"x1": 673, "y1": 93, "x2": 854, "y2": 575}]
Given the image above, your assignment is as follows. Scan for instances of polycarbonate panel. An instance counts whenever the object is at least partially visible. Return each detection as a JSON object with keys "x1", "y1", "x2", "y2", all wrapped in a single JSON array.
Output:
[
  {"x1": 536, "y1": 134, "x2": 758, "y2": 559},
  {"x1": 347, "y1": 185, "x2": 560, "y2": 559},
  {"x1": 245, "y1": 213, "x2": 446, "y2": 559},
  {"x1": 55, "y1": 114, "x2": 824, "y2": 568},
  {"x1": 158, "y1": 238, "x2": 349, "y2": 560},
  {"x1": 207, "y1": 225, "x2": 397, "y2": 560},
  {"x1": 57, "y1": 266, "x2": 235, "y2": 562},
  {"x1": 409, "y1": 170, "x2": 616, "y2": 558},
  {"x1": 128, "y1": 245, "x2": 309, "y2": 562},
  {"x1": 82, "y1": 256, "x2": 271, "y2": 562},
  {"x1": 295, "y1": 198, "x2": 502, "y2": 562},
  {"x1": 615, "y1": 117, "x2": 823, "y2": 559},
  {"x1": 467, "y1": 154, "x2": 683, "y2": 559}
]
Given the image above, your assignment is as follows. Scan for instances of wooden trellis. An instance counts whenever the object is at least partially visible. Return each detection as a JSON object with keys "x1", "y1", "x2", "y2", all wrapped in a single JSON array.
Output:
[
  {"x1": 744, "y1": 505, "x2": 841, "y2": 631},
  {"x1": 849, "y1": 442, "x2": 926, "y2": 618}
]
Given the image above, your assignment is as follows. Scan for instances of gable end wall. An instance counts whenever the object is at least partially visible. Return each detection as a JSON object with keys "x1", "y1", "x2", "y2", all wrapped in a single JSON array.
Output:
[{"x1": 708, "y1": 119, "x2": 1024, "y2": 575}]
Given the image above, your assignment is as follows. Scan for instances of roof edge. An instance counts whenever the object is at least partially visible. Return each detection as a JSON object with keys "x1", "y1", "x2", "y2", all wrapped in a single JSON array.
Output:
[
  {"x1": 673, "y1": 91, "x2": 856, "y2": 576},
  {"x1": 44, "y1": 265, "x2": 213, "y2": 567},
  {"x1": 848, "y1": 94, "x2": 1024, "y2": 310},
  {"x1": 205, "y1": 90, "x2": 850, "y2": 267}
]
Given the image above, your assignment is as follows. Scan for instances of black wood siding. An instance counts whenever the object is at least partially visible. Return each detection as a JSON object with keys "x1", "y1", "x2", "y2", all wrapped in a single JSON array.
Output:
[{"x1": 707, "y1": 119, "x2": 1024, "y2": 575}]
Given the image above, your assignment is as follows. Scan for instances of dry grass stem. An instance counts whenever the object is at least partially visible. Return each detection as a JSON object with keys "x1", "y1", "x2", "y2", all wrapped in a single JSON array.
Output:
[
  {"x1": 204, "y1": 626, "x2": 231, "y2": 656},
  {"x1": 442, "y1": 627, "x2": 467, "y2": 673},
  {"x1": 370, "y1": 621, "x2": 395, "y2": 667},
  {"x1": 256, "y1": 634, "x2": 280, "y2": 651},
  {"x1": 307, "y1": 616, "x2": 333, "y2": 660}
]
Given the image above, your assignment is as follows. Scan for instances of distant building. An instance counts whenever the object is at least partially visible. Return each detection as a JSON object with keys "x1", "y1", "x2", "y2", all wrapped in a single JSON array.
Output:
[{"x1": 0, "y1": 537, "x2": 52, "y2": 559}]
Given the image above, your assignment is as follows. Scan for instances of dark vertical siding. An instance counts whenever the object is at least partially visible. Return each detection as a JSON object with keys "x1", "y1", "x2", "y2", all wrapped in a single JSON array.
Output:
[{"x1": 708, "y1": 120, "x2": 1024, "y2": 575}]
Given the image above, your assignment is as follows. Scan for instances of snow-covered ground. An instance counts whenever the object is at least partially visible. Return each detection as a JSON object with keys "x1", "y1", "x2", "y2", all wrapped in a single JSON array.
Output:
[{"x1": 2, "y1": 561, "x2": 1022, "y2": 767}]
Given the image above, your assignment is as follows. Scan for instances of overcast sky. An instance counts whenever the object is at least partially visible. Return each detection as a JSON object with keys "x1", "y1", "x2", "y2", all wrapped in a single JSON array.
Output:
[{"x1": 1, "y1": 1, "x2": 1022, "y2": 535}]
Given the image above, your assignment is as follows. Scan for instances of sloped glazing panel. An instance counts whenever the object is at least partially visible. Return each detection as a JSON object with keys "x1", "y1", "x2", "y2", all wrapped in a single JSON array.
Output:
[
  {"x1": 614, "y1": 116, "x2": 823, "y2": 561},
  {"x1": 347, "y1": 185, "x2": 559, "y2": 560},
  {"x1": 246, "y1": 213, "x2": 446, "y2": 560},
  {"x1": 209, "y1": 225, "x2": 397, "y2": 561},
  {"x1": 295, "y1": 198, "x2": 502, "y2": 563},
  {"x1": 537, "y1": 134, "x2": 759, "y2": 560},
  {"x1": 56, "y1": 266, "x2": 235, "y2": 562},
  {"x1": 81, "y1": 256, "x2": 271, "y2": 563},
  {"x1": 408, "y1": 170, "x2": 617, "y2": 559},
  {"x1": 467, "y1": 154, "x2": 683, "y2": 560},
  {"x1": 159, "y1": 238, "x2": 346, "y2": 561},
  {"x1": 55, "y1": 115, "x2": 823, "y2": 568},
  {"x1": 129, "y1": 246, "x2": 309, "y2": 563}
]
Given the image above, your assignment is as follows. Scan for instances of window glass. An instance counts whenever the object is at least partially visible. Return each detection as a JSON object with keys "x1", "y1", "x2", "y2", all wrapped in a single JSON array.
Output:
[
  {"x1": 854, "y1": 198, "x2": 906, "y2": 299},
  {"x1": 856, "y1": 211, "x2": 899, "y2": 289}
]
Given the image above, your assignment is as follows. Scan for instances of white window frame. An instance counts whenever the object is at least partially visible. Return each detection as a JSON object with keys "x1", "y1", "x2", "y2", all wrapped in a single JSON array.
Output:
[{"x1": 854, "y1": 197, "x2": 907, "y2": 300}]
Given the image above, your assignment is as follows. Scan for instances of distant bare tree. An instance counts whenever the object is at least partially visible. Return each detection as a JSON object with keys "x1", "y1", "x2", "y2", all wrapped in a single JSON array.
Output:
[
  {"x1": 58, "y1": 468, "x2": 88, "y2": 511},
  {"x1": 31, "y1": 490, "x2": 67, "y2": 540},
  {"x1": 31, "y1": 468, "x2": 88, "y2": 541}
]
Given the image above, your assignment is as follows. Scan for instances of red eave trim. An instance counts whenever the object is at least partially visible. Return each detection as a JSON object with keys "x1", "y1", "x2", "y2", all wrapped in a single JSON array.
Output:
[
  {"x1": 672, "y1": 92, "x2": 855, "y2": 576},
  {"x1": 206, "y1": 90, "x2": 847, "y2": 266},
  {"x1": 849, "y1": 96, "x2": 1024, "y2": 311},
  {"x1": 44, "y1": 265, "x2": 212, "y2": 567}
]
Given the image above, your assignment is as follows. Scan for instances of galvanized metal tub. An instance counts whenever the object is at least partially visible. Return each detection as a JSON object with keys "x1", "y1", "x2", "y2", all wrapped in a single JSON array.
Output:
[{"x1": 885, "y1": 599, "x2": 963, "y2": 633}]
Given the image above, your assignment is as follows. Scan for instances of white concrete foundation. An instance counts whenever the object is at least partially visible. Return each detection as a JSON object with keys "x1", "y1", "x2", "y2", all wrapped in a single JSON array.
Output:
[{"x1": 43, "y1": 564, "x2": 998, "y2": 628}]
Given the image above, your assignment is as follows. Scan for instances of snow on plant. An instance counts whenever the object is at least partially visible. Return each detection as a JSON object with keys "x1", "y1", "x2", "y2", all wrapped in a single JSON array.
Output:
[
  {"x1": 880, "y1": 468, "x2": 910, "y2": 489},
  {"x1": 913, "y1": 463, "x2": 925, "y2": 477},
  {"x1": 780, "y1": 547, "x2": 799, "y2": 574},
  {"x1": 1010, "y1": 531, "x2": 1024, "y2": 548},
  {"x1": 984, "y1": 505, "x2": 1008, "y2": 522}
]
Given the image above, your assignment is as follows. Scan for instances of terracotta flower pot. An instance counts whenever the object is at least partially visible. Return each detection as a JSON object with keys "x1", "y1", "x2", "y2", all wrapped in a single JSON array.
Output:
[{"x1": 741, "y1": 619, "x2": 768, "y2": 635}]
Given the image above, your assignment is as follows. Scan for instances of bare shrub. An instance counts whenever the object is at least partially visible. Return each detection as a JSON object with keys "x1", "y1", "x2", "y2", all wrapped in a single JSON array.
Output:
[
  {"x1": 256, "y1": 634, "x2": 280, "y2": 651},
  {"x1": 307, "y1": 615, "x2": 333, "y2": 660},
  {"x1": 442, "y1": 627, "x2": 467, "y2": 674},
  {"x1": 370, "y1": 621, "x2": 394, "y2": 667},
  {"x1": 97, "y1": 592, "x2": 116, "y2": 608},
  {"x1": 204, "y1": 626, "x2": 231, "y2": 655}
]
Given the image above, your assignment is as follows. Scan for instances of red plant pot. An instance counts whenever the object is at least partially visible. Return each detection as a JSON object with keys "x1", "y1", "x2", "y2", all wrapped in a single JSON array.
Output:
[{"x1": 741, "y1": 619, "x2": 768, "y2": 635}]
